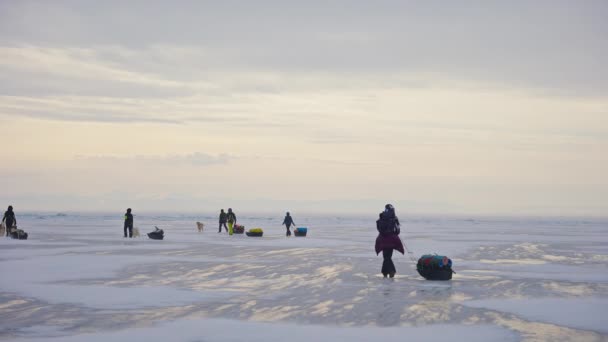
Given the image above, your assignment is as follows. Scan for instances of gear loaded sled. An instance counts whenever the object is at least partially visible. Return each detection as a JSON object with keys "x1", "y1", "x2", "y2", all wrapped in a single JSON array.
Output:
[
  {"x1": 233, "y1": 224, "x2": 245, "y2": 234},
  {"x1": 294, "y1": 227, "x2": 307, "y2": 237},
  {"x1": 147, "y1": 227, "x2": 164, "y2": 240},
  {"x1": 417, "y1": 254, "x2": 454, "y2": 280},
  {"x1": 246, "y1": 228, "x2": 263, "y2": 237},
  {"x1": 10, "y1": 228, "x2": 28, "y2": 240}
]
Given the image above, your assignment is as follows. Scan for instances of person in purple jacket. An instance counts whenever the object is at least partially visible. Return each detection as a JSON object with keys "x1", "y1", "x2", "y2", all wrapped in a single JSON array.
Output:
[{"x1": 375, "y1": 204, "x2": 404, "y2": 278}]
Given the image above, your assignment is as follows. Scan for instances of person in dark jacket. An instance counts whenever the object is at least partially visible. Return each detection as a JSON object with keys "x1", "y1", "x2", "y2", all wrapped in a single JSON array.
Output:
[
  {"x1": 218, "y1": 209, "x2": 228, "y2": 233},
  {"x1": 2, "y1": 205, "x2": 16, "y2": 237},
  {"x1": 124, "y1": 208, "x2": 134, "y2": 238},
  {"x1": 282, "y1": 212, "x2": 296, "y2": 237},
  {"x1": 226, "y1": 208, "x2": 237, "y2": 235},
  {"x1": 375, "y1": 204, "x2": 404, "y2": 278}
]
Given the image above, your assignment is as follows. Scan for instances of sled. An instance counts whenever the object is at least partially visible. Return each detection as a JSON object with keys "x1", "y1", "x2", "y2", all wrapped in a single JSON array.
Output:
[
  {"x1": 147, "y1": 227, "x2": 164, "y2": 240},
  {"x1": 233, "y1": 224, "x2": 245, "y2": 234},
  {"x1": 10, "y1": 228, "x2": 28, "y2": 240},
  {"x1": 246, "y1": 228, "x2": 263, "y2": 237},
  {"x1": 417, "y1": 254, "x2": 454, "y2": 281}
]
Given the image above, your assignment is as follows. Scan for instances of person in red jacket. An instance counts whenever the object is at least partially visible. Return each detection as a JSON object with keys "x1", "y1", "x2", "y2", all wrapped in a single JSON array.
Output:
[{"x1": 375, "y1": 204, "x2": 404, "y2": 278}]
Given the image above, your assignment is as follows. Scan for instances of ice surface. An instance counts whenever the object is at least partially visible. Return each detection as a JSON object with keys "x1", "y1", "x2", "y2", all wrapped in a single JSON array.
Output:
[
  {"x1": 0, "y1": 213, "x2": 607, "y2": 341},
  {"x1": 463, "y1": 298, "x2": 608, "y2": 334},
  {"x1": 11, "y1": 318, "x2": 517, "y2": 342}
]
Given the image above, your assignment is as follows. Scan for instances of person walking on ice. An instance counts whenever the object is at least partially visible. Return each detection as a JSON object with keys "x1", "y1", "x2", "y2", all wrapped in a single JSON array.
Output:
[
  {"x1": 2, "y1": 205, "x2": 17, "y2": 237},
  {"x1": 218, "y1": 209, "x2": 228, "y2": 233},
  {"x1": 375, "y1": 204, "x2": 404, "y2": 278},
  {"x1": 226, "y1": 208, "x2": 237, "y2": 236},
  {"x1": 282, "y1": 212, "x2": 296, "y2": 237},
  {"x1": 124, "y1": 208, "x2": 134, "y2": 238}
]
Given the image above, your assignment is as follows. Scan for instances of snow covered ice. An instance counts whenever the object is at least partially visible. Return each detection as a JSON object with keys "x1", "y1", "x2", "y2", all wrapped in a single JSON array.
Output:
[{"x1": 1, "y1": 213, "x2": 607, "y2": 341}]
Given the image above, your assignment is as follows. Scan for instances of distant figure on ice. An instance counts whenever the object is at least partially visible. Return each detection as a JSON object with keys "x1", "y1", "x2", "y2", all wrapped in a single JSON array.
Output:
[
  {"x1": 218, "y1": 209, "x2": 228, "y2": 233},
  {"x1": 124, "y1": 208, "x2": 134, "y2": 238},
  {"x1": 375, "y1": 204, "x2": 404, "y2": 278},
  {"x1": 2, "y1": 205, "x2": 17, "y2": 237},
  {"x1": 282, "y1": 212, "x2": 296, "y2": 237},
  {"x1": 227, "y1": 208, "x2": 237, "y2": 236}
]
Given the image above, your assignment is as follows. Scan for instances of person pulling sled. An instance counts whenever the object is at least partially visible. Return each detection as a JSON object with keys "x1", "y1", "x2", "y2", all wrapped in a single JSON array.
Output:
[{"x1": 375, "y1": 204, "x2": 404, "y2": 278}]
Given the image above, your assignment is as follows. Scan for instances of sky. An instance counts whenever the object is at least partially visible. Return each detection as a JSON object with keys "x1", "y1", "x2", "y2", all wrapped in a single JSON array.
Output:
[{"x1": 0, "y1": 1, "x2": 606, "y2": 216}]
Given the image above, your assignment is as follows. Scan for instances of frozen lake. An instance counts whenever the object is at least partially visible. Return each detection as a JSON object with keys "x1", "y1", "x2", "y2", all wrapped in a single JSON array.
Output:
[{"x1": 1, "y1": 213, "x2": 607, "y2": 341}]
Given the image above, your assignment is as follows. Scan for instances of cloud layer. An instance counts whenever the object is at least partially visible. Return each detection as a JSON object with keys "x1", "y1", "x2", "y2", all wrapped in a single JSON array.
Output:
[{"x1": 0, "y1": 1, "x2": 606, "y2": 215}]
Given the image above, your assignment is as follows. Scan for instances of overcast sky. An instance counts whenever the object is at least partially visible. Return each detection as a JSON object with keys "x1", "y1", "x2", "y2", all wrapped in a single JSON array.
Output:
[{"x1": 0, "y1": 1, "x2": 606, "y2": 216}]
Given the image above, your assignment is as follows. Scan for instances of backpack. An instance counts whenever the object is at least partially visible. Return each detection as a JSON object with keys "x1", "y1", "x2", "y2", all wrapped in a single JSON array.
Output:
[{"x1": 376, "y1": 211, "x2": 400, "y2": 236}]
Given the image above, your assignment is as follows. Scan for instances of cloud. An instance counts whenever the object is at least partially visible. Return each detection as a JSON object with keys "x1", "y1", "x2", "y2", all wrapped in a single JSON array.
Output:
[
  {"x1": 0, "y1": 46, "x2": 186, "y2": 87},
  {"x1": 1, "y1": 2, "x2": 607, "y2": 95},
  {"x1": 74, "y1": 152, "x2": 235, "y2": 166},
  {"x1": 0, "y1": 92, "x2": 270, "y2": 124}
]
